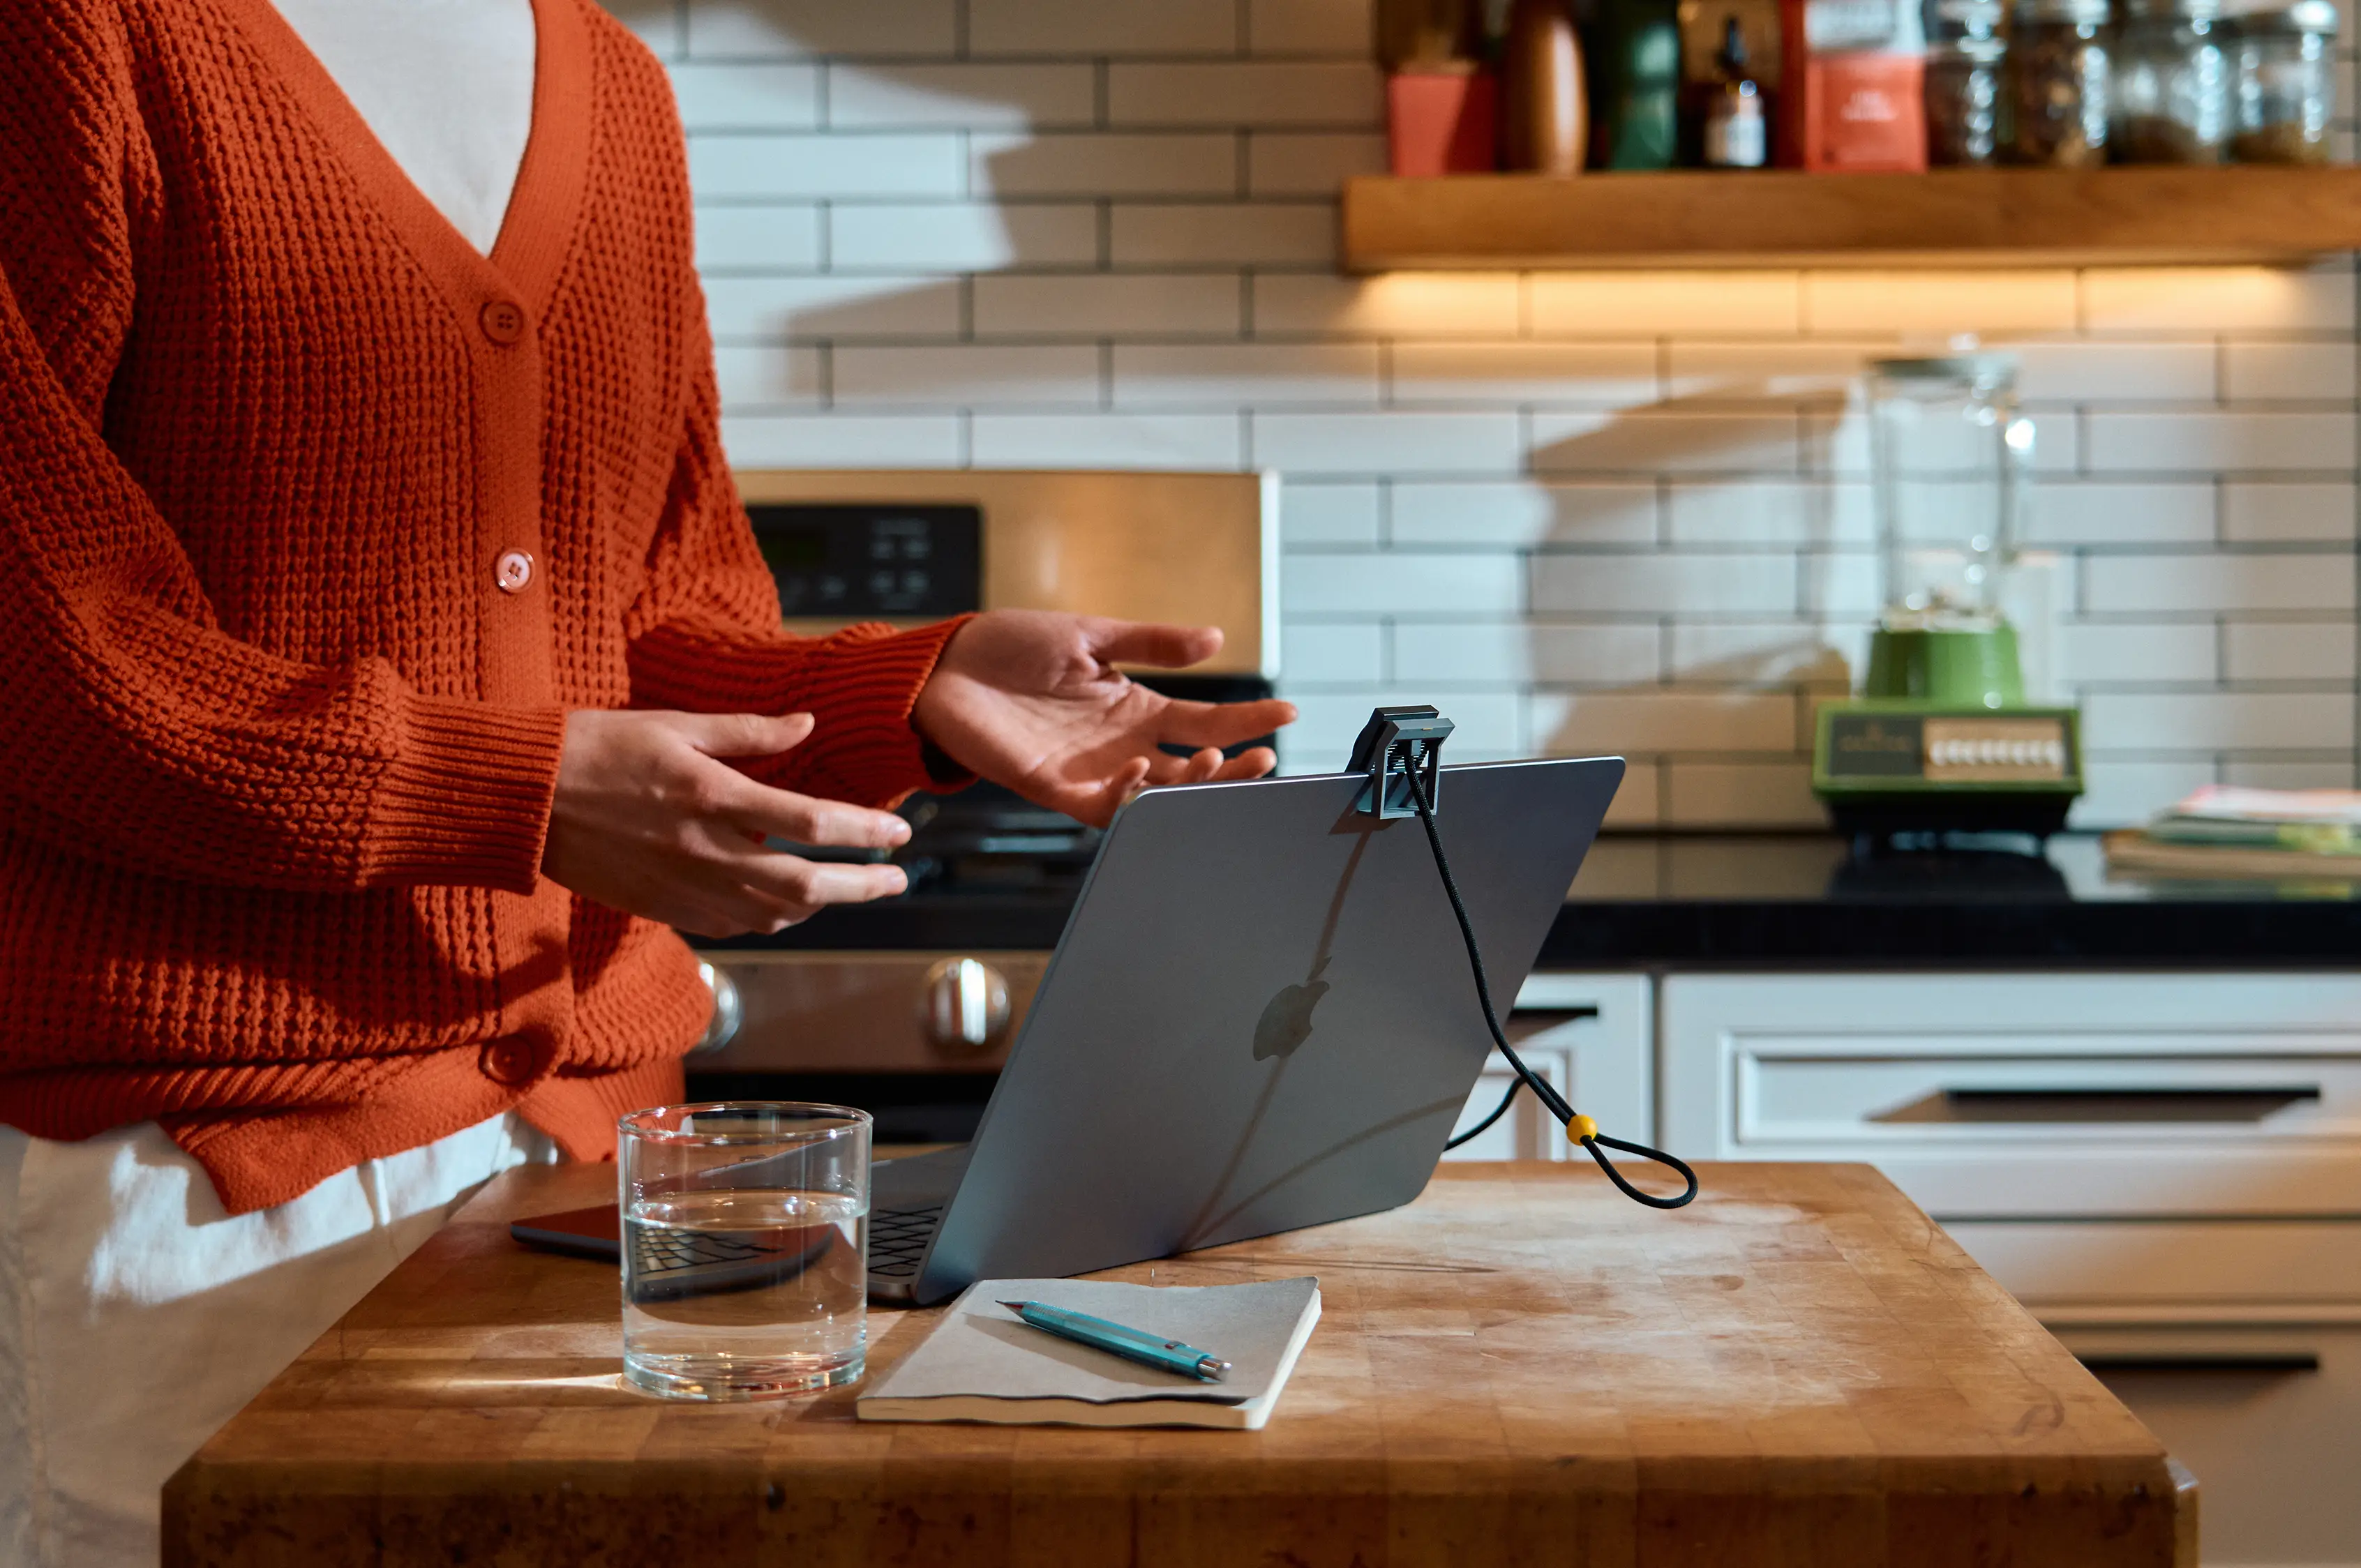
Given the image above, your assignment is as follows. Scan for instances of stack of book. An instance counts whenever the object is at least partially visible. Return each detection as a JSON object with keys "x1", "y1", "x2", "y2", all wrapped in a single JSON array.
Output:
[{"x1": 2105, "y1": 785, "x2": 2361, "y2": 882}]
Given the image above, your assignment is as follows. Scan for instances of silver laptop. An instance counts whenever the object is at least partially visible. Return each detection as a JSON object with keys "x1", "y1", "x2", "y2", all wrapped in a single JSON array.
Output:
[{"x1": 865, "y1": 755, "x2": 1625, "y2": 1305}]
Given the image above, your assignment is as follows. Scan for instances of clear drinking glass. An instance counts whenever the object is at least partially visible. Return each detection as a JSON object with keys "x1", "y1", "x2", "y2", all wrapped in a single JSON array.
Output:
[{"x1": 617, "y1": 1102, "x2": 871, "y2": 1401}]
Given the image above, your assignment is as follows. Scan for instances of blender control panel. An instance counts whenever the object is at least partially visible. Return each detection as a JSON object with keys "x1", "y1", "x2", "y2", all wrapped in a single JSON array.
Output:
[
  {"x1": 1823, "y1": 712, "x2": 2072, "y2": 783},
  {"x1": 746, "y1": 502, "x2": 982, "y2": 619}
]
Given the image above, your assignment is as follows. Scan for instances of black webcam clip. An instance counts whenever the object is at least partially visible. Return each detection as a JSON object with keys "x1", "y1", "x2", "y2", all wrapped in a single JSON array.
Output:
[{"x1": 1347, "y1": 704, "x2": 1454, "y2": 821}]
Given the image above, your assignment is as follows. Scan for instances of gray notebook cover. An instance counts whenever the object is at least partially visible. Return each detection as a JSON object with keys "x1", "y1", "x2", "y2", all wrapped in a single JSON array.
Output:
[{"x1": 862, "y1": 1276, "x2": 1320, "y2": 1408}]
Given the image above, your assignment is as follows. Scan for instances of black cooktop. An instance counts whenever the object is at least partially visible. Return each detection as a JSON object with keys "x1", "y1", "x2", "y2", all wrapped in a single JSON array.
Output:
[{"x1": 699, "y1": 804, "x2": 2361, "y2": 967}]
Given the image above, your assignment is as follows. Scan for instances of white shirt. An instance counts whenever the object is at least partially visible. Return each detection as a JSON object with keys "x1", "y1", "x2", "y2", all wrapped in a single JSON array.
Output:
[{"x1": 269, "y1": 0, "x2": 537, "y2": 255}]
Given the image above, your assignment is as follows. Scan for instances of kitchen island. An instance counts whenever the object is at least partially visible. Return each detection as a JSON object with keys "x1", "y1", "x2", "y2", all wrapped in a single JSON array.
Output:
[{"x1": 165, "y1": 1159, "x2": 2193, "y2": 1567}]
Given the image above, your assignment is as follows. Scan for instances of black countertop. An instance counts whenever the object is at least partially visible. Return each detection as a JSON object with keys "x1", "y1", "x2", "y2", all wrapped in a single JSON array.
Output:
[{"x1": 708, "y1": 831, "x2": 2361, "y2": 968}]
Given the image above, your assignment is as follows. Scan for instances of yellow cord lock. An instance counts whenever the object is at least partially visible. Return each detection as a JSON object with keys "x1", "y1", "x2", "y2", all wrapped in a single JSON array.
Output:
[{"x1": 1565, "y1": 1113, "x2": 1598, "y2": 1145}]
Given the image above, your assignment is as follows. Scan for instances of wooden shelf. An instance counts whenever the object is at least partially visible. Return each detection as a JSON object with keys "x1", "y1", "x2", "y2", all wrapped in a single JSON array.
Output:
[{"x1": 1342, "y1": 167, "x2": 2361, "y2": 271}]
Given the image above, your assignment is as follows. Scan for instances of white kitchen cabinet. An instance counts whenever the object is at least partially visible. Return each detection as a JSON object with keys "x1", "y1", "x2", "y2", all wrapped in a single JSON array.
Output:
[
  {"x1": 1440, "y1": 973, "x2": 1651, "y2": 1162},
  {"x1": 1660, "y1": 971, "x2": 2361, "y2": 1567}
]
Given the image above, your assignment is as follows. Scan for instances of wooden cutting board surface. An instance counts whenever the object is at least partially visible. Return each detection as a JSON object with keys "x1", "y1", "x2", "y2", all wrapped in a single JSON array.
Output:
[{"x1": 164, "y1": 1159, "x2": 2194, "y2": 1567}]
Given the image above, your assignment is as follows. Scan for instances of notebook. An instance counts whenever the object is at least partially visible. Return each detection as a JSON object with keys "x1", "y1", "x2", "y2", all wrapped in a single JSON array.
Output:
[{"x1": 856, "y1": 1276, "x2": 1321, "y2": 1430}]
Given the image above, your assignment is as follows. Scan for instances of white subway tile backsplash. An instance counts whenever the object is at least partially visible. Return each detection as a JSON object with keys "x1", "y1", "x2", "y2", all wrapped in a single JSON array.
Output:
[
  {"x1": 689, "y1": 133, "x2": 964, "y2": 199},
  {"x1": 1667, "y1": 621, "x2": 1868, "y2": 685},
  {"x1": 684, "y1": 0, "x2": 958, "y2": 58},
  {"x1": 2223, "y1": 481, "x2": 2357, "y2": 541},
  {"x1": 1529, "y1": 690, "x2": 1798, "y2": 753},
  {"x1": 2081, "y1": 691, "x2": 2355, "y2": 751},
  {"x1": 830, "y1": 203, "x2": 1097, "y2": 271},
  {"x1": 2081, "y1": 266, "x2": 2358, "y2": 334},
  {"x1": 1280, "y1": 621, "x2": 1384, "y2": 682},
  {"x1": 1533, "y1": 411, "x2": 1801, "y2": 475},
  {"x1": 1248, "y1": 0, "x2": 1374, "y2": 54},
  {"x1": 1114, "y1": 343, "x2": 1381, "y2": 406},
  {"x1": 2060, "y1": 622, "x2": 2219, "y2": 685},
  {"x1": 719, "y1": 411, "x2": 963, "y2": 465},
  {"x1": 667, "y1": 63, "x2": 821, "y2": 130},
  {"x1": 1529, "y1": 272, "x2": 1802, "y2": 337},
  {"x1": 1280, "y1": 482, "x2": 1382, "y2": 545},
  {"x1": 1110, "y1": 203, "x2": 1338, "y2": 266},
  {"x1": 1109, "y1": 62, "x2": 1384, "y2": 128},
  {"x1": 1393, "y1": 621, "x2": 1662, "y2": 685},
  {"x1": 2070, "y1": 760, "x2": 2220, "y2": 827},
  {"x1": 673, "y1": 10, "x2": 2361, "y2": 822},
  {"x1": 1664, "y1": 480, "x2": 1875, "y2": 545},
  {"x1": 2026, "y1": 482, "x2": 2215, "y2": 545},
  {"x1": 1389, "y1": 342, "x2": 1659, "y2": 407},
  {"x1": 2085, "y1": 411, "x2": 2358, "y2": 474},
  {"x1": 975, "y1": 133, "x2": 1241, "y2": 197},
  {"x1": 2013, "y1": 341, "x2": 2217, "y2": 403},
  {"x1": 1663, "y1": 762, "x2": 1826, "y2": 827},
  {"x1": 968, "y1": 412, "x2": 1244, "y2": 468},
  {"x1": 1252, "y1": 273, "x2": 1522, "y2": 339},
  {"x1": 712, "y1": 342, "x2": 823, "y2": 406},
  {"x1": 1283, "y1": 552, "x2": 1526, "y2": 615},
  {"x1": 973, "y1": 273, "x2": 1241, "y2": 337},
  {"x1": 2223, "y1": 341, "x2": 2361, "y2": 402},
  {"x1": 825, "y1": 64, "x2": 1096, "y2": 130},
  {"x1": 693, "y1": 204, "x2": 823, "y2": 271},
  {"x1": 831, "y1": 344, "x2": 1101, "y2": 405},
  {"x1": 1802, "y1": 270, "x2": 2078, "y2": 334},
  {"x1": 2224, "y1": 620, "x2": 2358, "y2": 682},
  {"x1": 1391, "y1": 481, "x2": 1657, "y2": 547},
  {"x1": 968, "y1": 0, "x2": 1238, "y2": 56},
  {"x1": 1253, "y1": 411, "x2": 1523, "y2": 474},
  {"x1": 2084, "y1": 552, "x2": 2358, "y2": 614},
  {"x1": 1531, "y1": 552, "x2": 1798, "y2": 615},
  {"x1": 703, "y1": 274, "x2": 961, "y2": 340},
  {"x1": 1246, "y1": 133, "x2": 1388, "y2": 195}
]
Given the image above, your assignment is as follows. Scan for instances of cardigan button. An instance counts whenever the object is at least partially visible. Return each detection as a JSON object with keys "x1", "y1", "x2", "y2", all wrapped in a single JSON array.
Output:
[
  {"x1": 481, "y1": 1038, "x2": 537, "y2": 1087},
  {"x1": 495, "y1": 549, "x2": 534, "y2": 593},
  {"x1": 479, "y1": 299, "x2": 527, "y2": 345}
]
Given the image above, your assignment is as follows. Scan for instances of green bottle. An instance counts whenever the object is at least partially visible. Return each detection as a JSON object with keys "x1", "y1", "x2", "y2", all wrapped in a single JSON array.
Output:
[{"x1": 1588, "y1": 0, "x2": 1683, "y2": 169}]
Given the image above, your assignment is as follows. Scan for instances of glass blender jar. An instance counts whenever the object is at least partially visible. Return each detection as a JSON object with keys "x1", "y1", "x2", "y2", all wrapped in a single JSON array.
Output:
[
  {"x1": 1813, "y1": 352, "x2": 2083, "y2": 838},
  {"x1": 1864, "y1": 353, "x2": 2033, "y2": 709}
]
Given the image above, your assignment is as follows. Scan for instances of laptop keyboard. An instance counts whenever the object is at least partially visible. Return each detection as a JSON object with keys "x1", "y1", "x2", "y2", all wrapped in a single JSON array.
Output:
[
  {"x1": 869, "y1": 1203, "x2": 944, "y2": 1279},
  {"x1": 631, "y1": 1228, "x2": 779, "y2": 1276}
]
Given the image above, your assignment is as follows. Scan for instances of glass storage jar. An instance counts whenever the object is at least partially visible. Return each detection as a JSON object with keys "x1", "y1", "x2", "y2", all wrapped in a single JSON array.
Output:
[
  {"x1": 2231, "y1": 0, "x2": 2337, "y2": 163},
  {"x1": 1929, "y1": 37, "x2": 2011, "y2": 163},
  {"x1": 2007, "y1": 0, "x2": 2111, "y2": 166},
  {"x1": 2113, "y1": 0, "x2": 2231, "y2": 163}
]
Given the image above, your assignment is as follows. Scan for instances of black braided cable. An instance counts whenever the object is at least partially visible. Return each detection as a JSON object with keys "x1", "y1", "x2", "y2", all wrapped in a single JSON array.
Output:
[{"x1": 1404, "y1": 753, "x2": 1697, "y2": 1209}]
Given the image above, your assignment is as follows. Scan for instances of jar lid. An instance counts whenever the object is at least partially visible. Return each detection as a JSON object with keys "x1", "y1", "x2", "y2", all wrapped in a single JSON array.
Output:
[
  {"x1": 2011, "y1": 0, "x2": 2110, "y2": 25},
  {"x1": 1930, "y1": 33, "x2": 2011, "y2": 56},
  {"x1": 1871, "y1": 354, "x2": 2021, "y2": 391},
  {"x1": 2123, "y1": 0, "x2": 2224, "y2": 20},
  {"x1": 2231, "y1": 0, "x2": 2338, "y2": 32}
]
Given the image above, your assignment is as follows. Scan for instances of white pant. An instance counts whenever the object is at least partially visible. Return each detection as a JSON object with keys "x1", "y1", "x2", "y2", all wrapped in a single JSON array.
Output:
[{"x1": 0, "y1": 1114, "x2": 558, "y2": 1567}]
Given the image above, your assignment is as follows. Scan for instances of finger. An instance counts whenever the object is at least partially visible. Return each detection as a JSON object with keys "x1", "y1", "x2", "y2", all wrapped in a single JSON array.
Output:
[
  {"x1": 708, "y1": 772, "x2": 911, "y2": 850},
  {"x1": 1050, "y1": 756, "x2": 1151, "y2": 829},
  {"x1": 737, "y1": 857, "x2": 910, "y2": 911},
  {"x1": 1140, "y1": 746, "x2": 1225, "y2": 787},
  {"x1": 1088, "y1": 621, "x2": 1223, "y2": 671},
  {"x1": 1154, "y1": 698, "x2": 1298, "y2": 750},
  {"x1": 672, "y1": 711, "x2": 816, "y2": 760},
  {"x1": 1210, "y1": 746, "x2": 1278, "y2": 781}
]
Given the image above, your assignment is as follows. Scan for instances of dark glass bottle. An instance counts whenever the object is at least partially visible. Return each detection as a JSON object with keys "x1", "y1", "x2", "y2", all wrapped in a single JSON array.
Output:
[{"x1": 1693, "y1": 17, "x2": 1771, "y2": 166}]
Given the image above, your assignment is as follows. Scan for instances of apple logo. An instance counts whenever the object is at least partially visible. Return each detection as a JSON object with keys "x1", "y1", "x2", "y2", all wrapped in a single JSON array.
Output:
[{"x1": 1253, "y1": 956, "x2": 1331, "y2": 1061}]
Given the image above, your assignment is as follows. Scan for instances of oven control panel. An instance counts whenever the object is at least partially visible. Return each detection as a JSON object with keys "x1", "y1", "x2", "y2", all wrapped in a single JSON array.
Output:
[{"x1": 745, "y1": 502, "x2": 982, "y2": 619}]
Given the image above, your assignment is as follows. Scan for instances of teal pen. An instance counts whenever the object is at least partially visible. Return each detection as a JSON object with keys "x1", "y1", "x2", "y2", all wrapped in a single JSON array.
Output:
[{"x1": 998, "y1": 1300, "x2": 1231, "y2": 1382}]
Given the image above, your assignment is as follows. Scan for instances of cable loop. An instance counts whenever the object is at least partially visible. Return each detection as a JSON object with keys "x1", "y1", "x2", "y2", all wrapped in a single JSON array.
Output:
[{"x1": 1408, "y1": 757, "x2": 1695, "y2": 1210}]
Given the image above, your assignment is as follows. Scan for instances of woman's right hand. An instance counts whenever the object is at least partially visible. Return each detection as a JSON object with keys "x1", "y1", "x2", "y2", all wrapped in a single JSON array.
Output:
[{"x1": 540, "y1": 710, "x2": 910, "y2": 938}]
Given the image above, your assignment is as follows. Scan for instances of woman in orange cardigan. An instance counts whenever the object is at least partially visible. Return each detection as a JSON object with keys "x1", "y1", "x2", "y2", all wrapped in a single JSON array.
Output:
[{"x1": 0, "y1": 1, "x2": 1293, "y2": 1561}]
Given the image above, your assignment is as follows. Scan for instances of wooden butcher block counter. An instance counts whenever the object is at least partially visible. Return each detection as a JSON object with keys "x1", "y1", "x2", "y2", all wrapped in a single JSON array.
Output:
[{"x1": 164, "y1": 1160, "x2": 2195, "y2": 1567}]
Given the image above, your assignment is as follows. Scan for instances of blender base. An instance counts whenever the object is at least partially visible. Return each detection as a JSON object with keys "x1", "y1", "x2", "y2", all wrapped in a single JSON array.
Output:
[{"x1": 1822, "y1": 793, "x2": 2077, "y2": 841}]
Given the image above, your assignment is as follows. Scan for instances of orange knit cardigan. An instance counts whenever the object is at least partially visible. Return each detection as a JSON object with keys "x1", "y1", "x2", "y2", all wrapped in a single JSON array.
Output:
[{"x1": 0, "y1": 0, "x2": 965, "y2": 1212}]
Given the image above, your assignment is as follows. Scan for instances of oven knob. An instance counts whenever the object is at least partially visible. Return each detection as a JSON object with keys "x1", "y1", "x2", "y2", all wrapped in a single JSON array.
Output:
[
  {"x1": 691, "y1": 960, "x2": 742, "y2": 1055},
  {"x1": 920, "y1": 957, "x2": 1011, "y2": 1055}
]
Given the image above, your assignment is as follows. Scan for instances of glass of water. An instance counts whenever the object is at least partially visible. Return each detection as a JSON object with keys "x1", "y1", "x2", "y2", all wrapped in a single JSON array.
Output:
[{"x1": 617, "y1": 1102, "x2": 870, "y2": 1401}]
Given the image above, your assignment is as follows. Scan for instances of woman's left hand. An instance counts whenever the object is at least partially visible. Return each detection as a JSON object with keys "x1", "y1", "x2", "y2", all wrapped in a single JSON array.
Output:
[{"x1": 910, "y1": 610, "x2": 1298, "y2": 827}]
